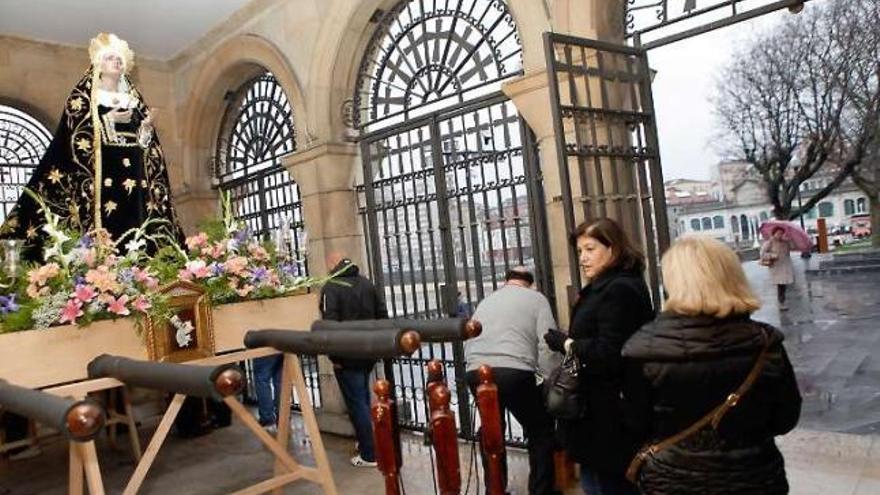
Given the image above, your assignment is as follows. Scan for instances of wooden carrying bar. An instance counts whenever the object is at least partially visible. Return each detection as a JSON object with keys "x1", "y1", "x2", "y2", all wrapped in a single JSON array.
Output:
[{"x1": 43, "y1": 347, "x2": 337, "y2": 495}]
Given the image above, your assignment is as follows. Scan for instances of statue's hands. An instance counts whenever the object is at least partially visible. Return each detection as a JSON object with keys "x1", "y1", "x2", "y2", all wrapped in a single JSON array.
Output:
[{"x1": 110, "y1": 108, "x2": 132, "y2": 123}]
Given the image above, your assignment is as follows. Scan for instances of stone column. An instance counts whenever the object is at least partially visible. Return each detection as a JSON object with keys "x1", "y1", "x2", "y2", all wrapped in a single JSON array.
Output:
[
  {"x1": 502, "y1": 0, "x2": 627, "y2": 324},
  {"x1": 283, "y1": 140, "x2": 366, "y2": 436}
]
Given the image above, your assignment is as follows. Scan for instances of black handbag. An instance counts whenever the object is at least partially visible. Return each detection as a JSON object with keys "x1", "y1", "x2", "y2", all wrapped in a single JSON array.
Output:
[{"x1": 543, "y1": 349, "x2": 586, "y2": 419}]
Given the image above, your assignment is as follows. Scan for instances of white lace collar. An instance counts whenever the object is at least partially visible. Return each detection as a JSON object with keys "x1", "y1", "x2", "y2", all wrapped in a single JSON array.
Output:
[{"x1": 96, "y1": 88, "x2": 137, "y2": 109}]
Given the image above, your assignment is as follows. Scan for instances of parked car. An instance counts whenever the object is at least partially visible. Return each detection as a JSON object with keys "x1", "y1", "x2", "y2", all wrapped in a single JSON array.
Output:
[{"x1": 851, "y1": 214, "x2": 872, "y2": 239}]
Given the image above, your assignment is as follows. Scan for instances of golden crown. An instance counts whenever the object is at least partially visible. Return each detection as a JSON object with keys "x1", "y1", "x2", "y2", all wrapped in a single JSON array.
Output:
[{"x1": 88, "y1": 33, "x2": 135, "y2": 73}]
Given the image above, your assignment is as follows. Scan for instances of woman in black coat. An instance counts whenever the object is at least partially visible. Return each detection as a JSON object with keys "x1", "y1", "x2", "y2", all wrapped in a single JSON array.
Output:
[
  {"x1": 545, "y1": 218, "x2": 654, "y2": 494},
  {"x1": 622, "y1": 236, "x2": 801, "y2": 494}
]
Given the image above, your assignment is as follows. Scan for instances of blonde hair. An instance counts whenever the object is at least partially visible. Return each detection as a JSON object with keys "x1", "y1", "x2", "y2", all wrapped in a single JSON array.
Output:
[{"x1": 661, "y1": 236, "x2": 760, "y2": 318}]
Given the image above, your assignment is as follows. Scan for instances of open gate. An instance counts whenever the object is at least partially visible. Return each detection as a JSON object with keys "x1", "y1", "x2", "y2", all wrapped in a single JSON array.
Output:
[{"x1": 357, "y1": 93, "x2": 551, "y2": 443}]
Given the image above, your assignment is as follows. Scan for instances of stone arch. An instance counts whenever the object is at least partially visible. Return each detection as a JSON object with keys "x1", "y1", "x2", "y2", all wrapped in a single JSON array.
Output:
[
  {"x1": 306, "y1": 0, "x2": 549, "y2": 142},
  {"x1": 0, "y1": 96, "x2": 56, "y2": 133},
  {"x1": 181, "y1": 34, "x2": 309, "y2": 191}
]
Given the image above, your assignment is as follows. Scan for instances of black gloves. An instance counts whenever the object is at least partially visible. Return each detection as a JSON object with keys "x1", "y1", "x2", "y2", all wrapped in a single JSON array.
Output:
[{"x1": 544, "y1": 329, "x2": 568, "y2": 353}]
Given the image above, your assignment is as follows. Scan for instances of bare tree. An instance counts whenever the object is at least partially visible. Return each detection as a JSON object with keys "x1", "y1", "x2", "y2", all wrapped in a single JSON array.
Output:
[
  {"x1": 714, "y1": 0, "x2": 880, "y2": 224},
  {"x1": 842, "y1": 0, "x2": 880, "y2": 246}
]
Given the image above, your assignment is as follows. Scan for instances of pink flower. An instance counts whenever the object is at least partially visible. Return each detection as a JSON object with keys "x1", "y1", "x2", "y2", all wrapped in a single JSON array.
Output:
[
  {"x1": 208, "y1": 242, "x2": 226, "y2": 259},
  {"x1": 27, "y1": 262, "x2": 60, "y2": 285},
  {"x1": 86, "y1": 266, "x2": 120, "y2": 293},
  {"x1": 59, "y1": 299, "x2": 83, "y2": 324},
  {"x1": 97, "y1": 293, "x2": 115, "y2": 305},
  {"x1": 107, "y1": 295, "x2": 130, "y2": 316},
  {"x1": 83, "y1": 248, "x2": 97, "y2": 267},
  {"x1": 185, "y1": 232, "x2": 209, "y2": 251},
  {"x1": 132, "y1": 295, "x2": 151, "y2": 313},
  {"x1": 178, "y1": 268, "x2": 193, "y2": 281},
  {"x1": 224, "y1": 256, "x2": 248, "y2": 276},
  {"x1": 247, "y1": 244, "x2": 269, "y2": 261},
  {"x1": 236, "y1": 284, "x2": 254, "y2": 297},
  {"x1": 185, "y1": 260, "x2": 211, "y2": 279},
  {"x1": 26, "y1": 284, "x2": 41, "y2": 299},
  {"x1": 74, "y1": 284, "x2": 96, "y2": 303},
  {"x1": 130, "y1": 267, "x2": 150, "y2": 282}
]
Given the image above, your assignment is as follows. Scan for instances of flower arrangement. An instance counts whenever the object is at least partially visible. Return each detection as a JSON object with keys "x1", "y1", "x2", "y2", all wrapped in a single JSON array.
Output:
[
  {"x1": 0, "y1": 191, "x2": 335, "y2": 333},
  {"x1": 0, "y1": 191, "x2": 170, "y2": 331},
  {"x1": 146, "y1": 194, "x2": 330, "y2": 306}
]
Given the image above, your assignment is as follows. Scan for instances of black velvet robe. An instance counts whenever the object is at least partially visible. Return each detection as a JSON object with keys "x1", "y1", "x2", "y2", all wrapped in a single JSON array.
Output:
[{"x1": 0, "y1": 68, "x2": 183, "y2": 260}]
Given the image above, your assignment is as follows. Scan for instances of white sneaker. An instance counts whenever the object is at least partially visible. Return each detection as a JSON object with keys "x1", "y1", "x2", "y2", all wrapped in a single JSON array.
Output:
[
  {"x1": 350, "y1": 454, "x2": 377, "y2": 468},
  {"x1": 263, "y1": 423, "x2": 278, "y2": 435}
]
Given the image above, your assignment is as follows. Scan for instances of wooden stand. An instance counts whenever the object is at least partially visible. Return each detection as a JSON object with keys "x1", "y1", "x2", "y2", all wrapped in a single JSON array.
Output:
[{"x1": 43, "y1": 348, "x2": 337, "y2": 495}]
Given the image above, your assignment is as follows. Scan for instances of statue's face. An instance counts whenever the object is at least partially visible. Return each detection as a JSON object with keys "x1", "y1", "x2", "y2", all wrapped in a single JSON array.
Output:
[{"x1": 100, "y1": 53, "x2": 124, "y2": 78}]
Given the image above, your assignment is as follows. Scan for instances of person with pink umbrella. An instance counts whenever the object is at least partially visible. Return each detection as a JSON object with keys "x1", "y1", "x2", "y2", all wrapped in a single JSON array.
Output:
[{"x1": 759, "y1": 221, "x2": 811, "y2": 310}]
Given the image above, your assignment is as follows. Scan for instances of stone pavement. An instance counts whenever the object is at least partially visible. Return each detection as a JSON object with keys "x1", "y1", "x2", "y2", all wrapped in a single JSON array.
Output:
[
  {"x1": 745, "y1": 256, "x2": 880, "y2": 434},
  {"x1": 1, "y1": 416, "x2": 878, "y2": 494}
]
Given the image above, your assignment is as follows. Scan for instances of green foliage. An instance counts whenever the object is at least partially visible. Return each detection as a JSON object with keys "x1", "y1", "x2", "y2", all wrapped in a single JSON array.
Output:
[
  {"x1": 147, "y1": 246, "x2": 187, "y2": 284},
  {"x1": 0, "y1": 299, "x2": 37, "y2": 333}
]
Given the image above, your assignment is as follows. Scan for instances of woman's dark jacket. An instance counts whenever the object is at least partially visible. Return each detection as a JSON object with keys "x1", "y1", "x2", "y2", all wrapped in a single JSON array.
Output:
[
  {"x1": 621, "y1": 313, "x2": 802, "y2": 494},
  {"x1": 558, "y1": 266, "x2": 655, "y2": 475}
]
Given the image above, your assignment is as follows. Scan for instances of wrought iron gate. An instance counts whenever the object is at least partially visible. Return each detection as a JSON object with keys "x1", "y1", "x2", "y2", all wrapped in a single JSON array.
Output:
[
  {"x1": 544, "y1": 33, "x2": 670, "y2": 303},
  {"x1": 357, "y1": 93, "x2": 551, "y2": 443}
]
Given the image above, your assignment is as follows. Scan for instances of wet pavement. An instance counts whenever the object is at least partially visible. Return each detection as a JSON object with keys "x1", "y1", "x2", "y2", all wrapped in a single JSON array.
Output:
[{"x1": 745, "y1": 256, "x2": 880, "y2": 435}]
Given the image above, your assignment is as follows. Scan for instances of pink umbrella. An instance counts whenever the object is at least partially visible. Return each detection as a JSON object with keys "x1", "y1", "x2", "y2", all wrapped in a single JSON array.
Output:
[{"x1": 759, "y1": 220, "x2": 812, "y2": 252}]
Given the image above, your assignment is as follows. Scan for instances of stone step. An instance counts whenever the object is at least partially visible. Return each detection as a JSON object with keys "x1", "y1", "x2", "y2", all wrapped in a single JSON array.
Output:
[
  {"x1": 807, "y1": 264, "x2": 880, "y2": 277},
  {"x1": 833, "y1": 249, "x2": 880, "y2": 261},
  {"x1": 820, "y1": 258, "x2": 880, "y2": 269}
]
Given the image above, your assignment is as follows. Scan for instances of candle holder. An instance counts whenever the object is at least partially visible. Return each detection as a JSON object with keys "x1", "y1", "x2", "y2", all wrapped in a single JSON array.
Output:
[{"x1": 1, "y1": 239, "x2": 23, "y2": 281}]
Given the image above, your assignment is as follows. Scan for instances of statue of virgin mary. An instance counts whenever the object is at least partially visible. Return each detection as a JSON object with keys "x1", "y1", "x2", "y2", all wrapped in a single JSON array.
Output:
[{"x1": 0, "y1": 33, "x2": 183, "y2": 260}]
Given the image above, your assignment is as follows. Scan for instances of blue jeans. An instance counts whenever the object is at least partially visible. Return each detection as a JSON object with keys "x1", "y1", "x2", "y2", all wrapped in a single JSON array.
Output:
[
  {"x1": 580, "y1": 466, "x2": 639, "y2": 495},
  {"x1": 253, "y1": 355, "x2": 283, "y2": 426},
  {"x1": 334, "y1": 367, "x2": 376, "y2": 462}
]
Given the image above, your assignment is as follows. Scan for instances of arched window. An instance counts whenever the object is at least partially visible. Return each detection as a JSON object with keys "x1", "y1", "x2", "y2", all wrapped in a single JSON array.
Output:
[
  {"x1": 713, "y1": 215, "x2": 724, "y2": 229},
  {"x1": 740, "y1": 214, "x2": 749, "y2": 240},
  {"x1": 857, "y1": 197, "x2": 867, "y2": 213},
  {"x1": 0, "y1": 104, "x2": 52, "y2": 223},
  {"x1": 691, "y1": 218, "x2": 701, "y2": 231},
  {"x1": 805, "y1": 208, "x2": 817, "y2": 219},
  {"x1": 818, "y1": 201, "x2": 834, "y2": 218},
  {"x1": 701, "y1": 217, "x2": 712, "y2": 230},
  {"x1": 731, "y1": 215, "x2": 739, "y2": 233},
  {"x1": 759, "y1": 211, "x2": 769, "y2": 221},
  {"x1": 844, "y1": 199, "x2": 855, "y2": 216},
  {"x1": 214, "y1": 72, "x2": 307, "y2": 274},
  {"x1": 354, "y1": 0, "x2": 523, "y2": 131}
]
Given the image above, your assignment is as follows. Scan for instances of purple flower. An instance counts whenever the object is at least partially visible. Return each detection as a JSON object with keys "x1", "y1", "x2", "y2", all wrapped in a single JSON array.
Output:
[
  {"x1": 118, "y1": 268, "x2": 134, "y2": 283},
  {"x1": 210, "y1": 262, "x2": 225, "y2": 276},
  {"x1": 73, "y1": 275, "x2": 86, "y2": 286},
  {"x1": 249, "y1": 267, "x2": 269, "y2": 284},
  {"x1": 279, "y1": 263, "x2": 299, "y2": 277},
  {"x1": 233, "y1": 227, "x2": 250, "y2": 244},
  {"x1": 78, "y1": 235, "x2": 93, "y2": 248},
  {"x1": 0, "y1": 294, "x2": 19, "y2": 314}
]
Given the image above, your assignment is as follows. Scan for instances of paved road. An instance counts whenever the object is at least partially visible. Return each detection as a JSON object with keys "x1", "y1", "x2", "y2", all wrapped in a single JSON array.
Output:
[{"x1": 745, "y1": 256, "x2": 880, "y2": 434}]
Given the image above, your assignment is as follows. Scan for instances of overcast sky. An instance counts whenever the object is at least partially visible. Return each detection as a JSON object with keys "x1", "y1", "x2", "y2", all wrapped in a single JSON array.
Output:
[{"x1": 649, "y1": 1, "x2": 828, "y2": 181}]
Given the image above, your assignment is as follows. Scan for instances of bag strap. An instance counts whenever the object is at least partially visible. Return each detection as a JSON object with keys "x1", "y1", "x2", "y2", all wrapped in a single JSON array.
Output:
[{"x1": 626, "y1": 328, "x2": 772, "y2": 483}]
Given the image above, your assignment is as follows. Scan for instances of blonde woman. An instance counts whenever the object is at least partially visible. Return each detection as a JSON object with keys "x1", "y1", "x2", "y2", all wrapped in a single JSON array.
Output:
[{"x1": 622, "y1": 236, "x2": 801, "y2": 495}]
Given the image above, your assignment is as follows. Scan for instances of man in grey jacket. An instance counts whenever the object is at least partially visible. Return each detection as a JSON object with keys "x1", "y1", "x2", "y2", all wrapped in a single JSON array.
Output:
[{"x1": 464, "y1": 267, "x2": 561, "y2": 495}]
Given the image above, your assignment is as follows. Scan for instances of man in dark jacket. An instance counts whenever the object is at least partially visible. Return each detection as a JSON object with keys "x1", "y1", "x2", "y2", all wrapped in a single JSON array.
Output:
[{"x1": 320, "y1": 252, "x2": 388, "y2": 468}]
